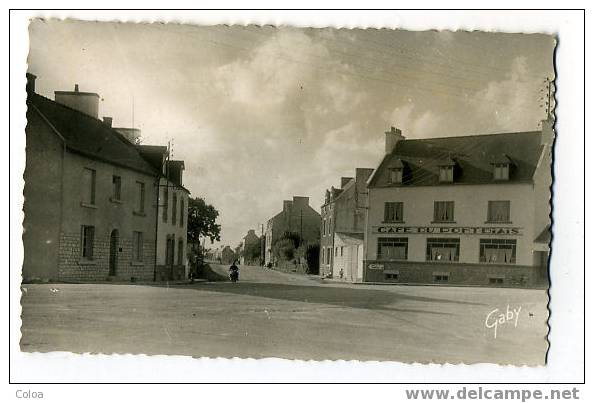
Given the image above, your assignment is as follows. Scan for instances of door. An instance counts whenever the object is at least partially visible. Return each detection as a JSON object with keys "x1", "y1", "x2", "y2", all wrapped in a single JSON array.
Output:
[{"x1": 109, "y1": 229, "x2": 119, "y2": 276}]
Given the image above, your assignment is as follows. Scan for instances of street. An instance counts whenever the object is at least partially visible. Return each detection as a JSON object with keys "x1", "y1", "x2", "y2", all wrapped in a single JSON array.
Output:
[{"x1": 20, "y1": 264, "x2": 548, "y2": 364}]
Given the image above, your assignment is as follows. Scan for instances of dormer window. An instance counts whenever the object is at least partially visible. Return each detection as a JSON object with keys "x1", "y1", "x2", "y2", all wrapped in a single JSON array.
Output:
[
  {"x1": 438, "y1": 158, "x2": 456, "y2": 183},
  {"x1": 490, "y1": 154, "x2": 513, "y2": 181},
  {"x1": 439, "y1": 166, "x2": 454, "y2": 182},
  {"x1": 389, "y1": 159, "x2": 405, "y2": 184},
  {"x1": 493, "y1": 163, "x2": 510, "y2": 181},
  {"x1": 390, "y1": 168, "x2": 403, "y2": 184}
]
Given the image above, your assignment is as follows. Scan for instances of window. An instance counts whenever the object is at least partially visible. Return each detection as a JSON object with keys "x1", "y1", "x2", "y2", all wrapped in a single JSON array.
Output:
[
  {"x1": 335, "y1": 247, "x2": 338, "y2": 257},
  {"x1": 112, "y1": 175, "x2": 121, "y2": 201},
  {"x1": 82, "y1": 168, "x2": 96, "y2": 205},
  {"x1": 426, "y1": 238, "x2": 460, "y2": 262},
  {"x1": 489, "y1": 277, "x2": 504, "y2": 285},
  {"x1": 384, "y1": 202, "x2": 404, "y2": 222},
  {"x1": 493, "y1": 163, "x2": 510, "y2": 180},
  {"x1": 385, "y1": 273, "x2": 399, "y2": 281},
  {"x1": 433, "y1": 273, "x2": 450, "y2": 283},
  {"x1": 172, "y1": 192, "x2": 177, "y2": 225},
  {"x1": 162, "y1": 186, "x2": 169, "y2": 222},
  {"x1": 377, "y1": 237, "x2": 408, "y2": 260},
  {"x1": 439, "y1": 166, "x2": 454, "y2": 182},
  {"x1": 321, "y1": 248, "x2": 325, "y2": 264},
  {"x1": 327, "y1": 247, "x2": 332, "y2": 264},
  {"x1": 390, "y1": 168, "x2": 403, "y2": 184},
  {"x1": 180, "y1": 198, "x2": 184, "y2": 227},
  {"x1": 136, "y1": 182, "x2": 145, "y2": 213},
  {"x1": 480, "y1": 239, "x2": 517, "y2": 264},
  {"x1": 177, "y1": 239, "x2": 184, "y2": 265},
  {"x1": 81, "y1": 225, "x2": 95, "y2": 259},
  {"x1": 434, "y1": 201, "x2": 455, "y2": 222},
  {"x1": 487, "y1": 201, "x2": 511, "y2": 223},
  {"x1": 322, "y1": 219, "x2": 326, "y2": 236},
  {"x1": 340, "y1": 246, "x2": 343, "y2": 257},
  {"x1": 133, "y1": 231, "x2": 143, "y2": 262}
]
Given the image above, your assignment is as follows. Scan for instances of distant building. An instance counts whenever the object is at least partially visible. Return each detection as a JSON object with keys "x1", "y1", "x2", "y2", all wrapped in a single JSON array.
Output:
[
  {"x1": 363, "y1": 124, "x2": 552, "y2": 287},
  {"x1": 241, "y1": 229, "x2": 262, "y2": 265},
  {"x1": 221, "y1": 246, "x2": 236, "y2": 265},
  {"x1": 23, "y1": 74, "x2": 189, "y2": 283},
  {"x1": 264, "y1": 196, "x2": 321, "y2": 265},
  {"x1": 319, "y1": 168, "x2": 374, "y2": 280}
]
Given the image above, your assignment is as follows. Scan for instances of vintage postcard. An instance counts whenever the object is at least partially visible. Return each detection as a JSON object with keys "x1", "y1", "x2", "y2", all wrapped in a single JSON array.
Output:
[{"x1": 21, "y1": 18, "x2": 555, "y2": 366}]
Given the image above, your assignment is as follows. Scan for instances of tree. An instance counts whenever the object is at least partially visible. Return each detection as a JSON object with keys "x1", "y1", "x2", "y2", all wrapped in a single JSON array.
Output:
[{"x1": 187, "y1": 197, "x2": 221, "y2": 245}]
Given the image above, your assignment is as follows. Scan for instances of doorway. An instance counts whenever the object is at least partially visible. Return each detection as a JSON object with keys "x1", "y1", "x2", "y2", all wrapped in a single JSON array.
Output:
[{"x1": 109, "y1": 229, "x2": 119, "y2": 276}]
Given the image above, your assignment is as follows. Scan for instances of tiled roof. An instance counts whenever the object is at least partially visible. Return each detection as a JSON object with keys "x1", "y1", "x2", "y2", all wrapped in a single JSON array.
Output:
[
  {"x1": 369, "y1": 131, "x2": 544, "y2": 187},
  {"x1": 29, "y1": 93, "x2": 159, "y2": 176}
]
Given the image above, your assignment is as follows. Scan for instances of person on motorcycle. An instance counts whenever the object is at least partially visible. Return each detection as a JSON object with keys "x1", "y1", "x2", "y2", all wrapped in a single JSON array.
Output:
[{"x1": 229, "y1": 260, "x2": 240, "y2": 282}]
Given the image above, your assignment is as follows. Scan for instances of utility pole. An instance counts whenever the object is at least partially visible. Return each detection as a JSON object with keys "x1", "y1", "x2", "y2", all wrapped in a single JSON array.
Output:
[
  {"x1": 539, "y1": 77, "x2": 554, "y2": 120},
  {"x1": 261, "y1": 223, "x2": 265, "y2": 267}
]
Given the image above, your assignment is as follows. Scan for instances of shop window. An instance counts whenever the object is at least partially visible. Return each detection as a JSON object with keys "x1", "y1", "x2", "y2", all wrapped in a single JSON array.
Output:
[
  {"x1": 384, "y1": 202, "x2": 404, "y2": 222},
  {"x1": 489, "y1": 277, "x2": 504, "y2": 285},
  {"x1": 487, "y1": 201, "x2": 511, "y2": 223},
  {"x1": 385, "y1": 273, "x2": 399, "y2": 281},
  {"x1": 433, "y1": 201, "x2": 455, "y2": 222},
  {"x1": 480, "y1": 239, "x2": 517, "y2": 264},
  {"x1": 433, "y1": 273, "x2": 450, "y2": 283},
  {"x1": 377, "y1": 237, "x2": 408, "y2": 260},
  {"x1": 81, "y1": 225, "x2": 95, "y2": 259},
  {"x1": 426, "y1": 238, "x2": 460, "y2": 261},
  {"x1": 82, "y1": 168, "x2": 96, "y2": 205},
  {"x1": 133, "y1": 231, "x2": 143, "y2": 262}
]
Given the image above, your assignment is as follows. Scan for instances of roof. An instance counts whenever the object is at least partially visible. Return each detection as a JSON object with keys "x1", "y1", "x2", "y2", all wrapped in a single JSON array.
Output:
[
  {"x1": 369, "y1": 131, "x2": 544, "y2": 188},
  {"x1": 534, "y1": 225, "x2": 551, "y2": 244},
  {"x1": 29, "y1": 93, "x2": 159, "y2": 176}
]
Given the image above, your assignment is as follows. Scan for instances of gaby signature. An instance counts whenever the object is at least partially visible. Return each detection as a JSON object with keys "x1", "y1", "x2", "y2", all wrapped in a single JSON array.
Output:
[{"x1": 485, "y1": 305, "x2": 522, "y2": 339}]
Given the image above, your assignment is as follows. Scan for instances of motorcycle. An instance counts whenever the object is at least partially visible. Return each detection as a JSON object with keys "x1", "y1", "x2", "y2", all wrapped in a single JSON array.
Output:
[{"x1": 229, "y1": 269, "x2": 239, "y2": 283}]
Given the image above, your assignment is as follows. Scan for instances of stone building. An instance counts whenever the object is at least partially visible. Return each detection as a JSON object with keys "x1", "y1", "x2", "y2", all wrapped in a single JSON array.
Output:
[
  {"x1": 319, "y1": 168, "x2": 374, "y2": 280},
  {"x1": 240, "y1": 229, "x2": 262, "y2": 265},
  {"x1": 264, "y1": 196, "x2": 321, "y2": 265},
  {"x1": 136, "y1": 144, "x2": 190, "y2": 281},
  {"x1": 23, "y1": 74, "x2": 189, "y2": 282},
  {"x1": 362, "y1": 123, "x2": 552, "y2": 287}
]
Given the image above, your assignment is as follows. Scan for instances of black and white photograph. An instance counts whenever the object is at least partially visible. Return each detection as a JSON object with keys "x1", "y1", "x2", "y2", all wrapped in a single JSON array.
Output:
[{"x1": 9, "y1": 8, "x2": 586, "y2": 388}]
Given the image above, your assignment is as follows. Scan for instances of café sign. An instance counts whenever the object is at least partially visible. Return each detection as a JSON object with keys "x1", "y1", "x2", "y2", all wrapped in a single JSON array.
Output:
[{"x1": 373, "y1": 226, "x2": 522, "y2": 235}]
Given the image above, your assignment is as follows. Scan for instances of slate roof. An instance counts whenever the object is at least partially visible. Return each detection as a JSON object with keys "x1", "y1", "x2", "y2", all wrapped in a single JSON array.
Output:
[
  {"x1": 369, "y1": 131, "x2": 544, "y2": 188},
  {"x1": 534, "y1": 225, "x2": 551, "y2": 244},
  {"x1": 28, "y1": 93, "x2": 159, "y2": 176}
]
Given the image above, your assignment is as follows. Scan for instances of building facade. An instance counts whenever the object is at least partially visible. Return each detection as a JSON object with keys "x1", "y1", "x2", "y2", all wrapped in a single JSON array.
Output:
[
  {"x1": 264, "y1": 196, "x2": 321, "y2": 265},
  {"x1": 363, "y1": 124, "x2": 552, "y2": 287},
  {"x1": 319, "y1": 168, "x2": 374, "y2": 280},
  {"x1": 23, "y1": 74, "x2": 189, "y2": 283}
]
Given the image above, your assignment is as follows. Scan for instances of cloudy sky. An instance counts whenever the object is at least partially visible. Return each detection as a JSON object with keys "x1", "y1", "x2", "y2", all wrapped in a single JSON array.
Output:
[{"x1": 28, "y1": 19, "x2": 555, "y2": 248}]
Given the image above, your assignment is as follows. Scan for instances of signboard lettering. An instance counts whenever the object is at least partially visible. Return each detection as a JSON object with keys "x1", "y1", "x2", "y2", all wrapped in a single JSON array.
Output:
[{"x1": 373, "y1": 226, "x2": 522, "y2": 235}]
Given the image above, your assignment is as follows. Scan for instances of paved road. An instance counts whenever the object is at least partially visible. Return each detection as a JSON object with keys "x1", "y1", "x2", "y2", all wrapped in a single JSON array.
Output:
[{"x1": 20, "y1": 264, "x2": 548, "y2": 364}]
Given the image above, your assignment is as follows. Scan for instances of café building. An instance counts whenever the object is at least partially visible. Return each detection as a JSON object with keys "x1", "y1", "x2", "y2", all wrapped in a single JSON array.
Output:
[{"x1": 363, "y1": 122, "x2": 553, "y2": 287}]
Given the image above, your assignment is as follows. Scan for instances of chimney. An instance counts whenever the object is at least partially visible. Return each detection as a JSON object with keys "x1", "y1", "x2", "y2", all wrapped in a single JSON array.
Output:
[
  {"x1": 292, "y1": 196, "x2": 309, "y2": 209},
  {"x1": 340, "y1": 177, "x2": 354, "y2": 188},
  {"x1": 283, "y1": 200, "x2": 293, "y2": 212},
  {"x1": 54, "y1": 84, "x2": 100, "y2": 119},
  {"x1": 355, "y1": 168, "x2": 375, "y2": 184},
  {"x1": 385, "y1": 126, "x2": 405, "y2": 154},
  {"x1": 103, "y1": 117, "x2": 113, "y2": 127},
  {"x1": 540, "y1": 118, "x2": 555, "y2": 145},
  {"x1": 26, "y1": 73, "x2": 37, "y2": 94}
]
